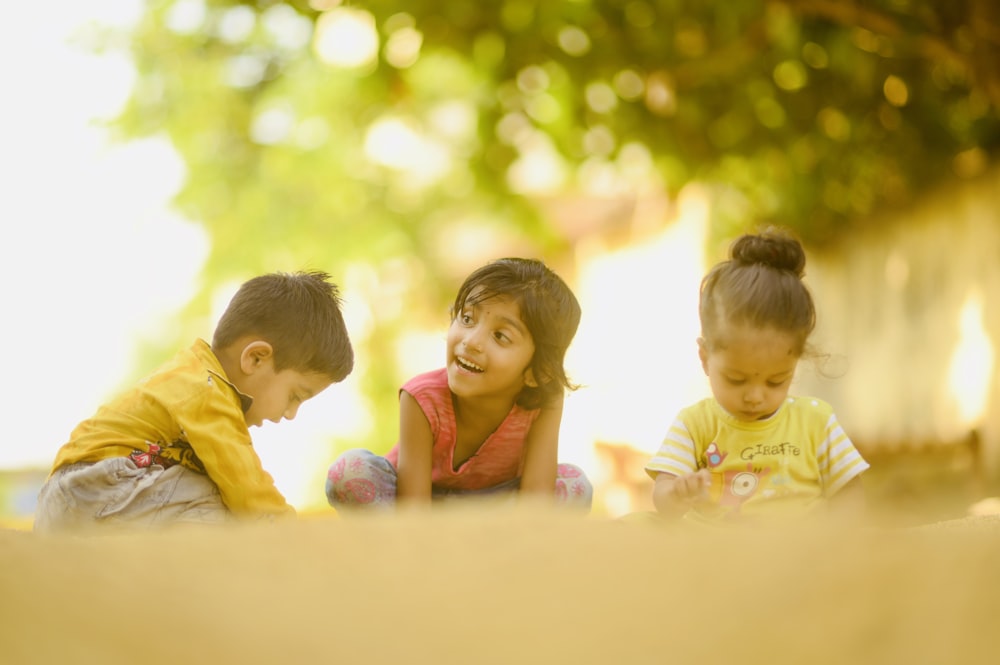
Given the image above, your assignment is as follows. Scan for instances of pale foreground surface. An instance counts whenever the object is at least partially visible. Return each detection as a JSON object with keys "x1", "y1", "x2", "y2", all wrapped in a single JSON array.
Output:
[{"x1": 2, "y1": 505, "x2": 999, "y2": 665}]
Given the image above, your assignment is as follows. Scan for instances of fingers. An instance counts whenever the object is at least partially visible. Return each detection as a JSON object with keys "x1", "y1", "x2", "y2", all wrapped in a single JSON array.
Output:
[{"x1": 673, "y1": 469, "x2": 711, "y2": 502}]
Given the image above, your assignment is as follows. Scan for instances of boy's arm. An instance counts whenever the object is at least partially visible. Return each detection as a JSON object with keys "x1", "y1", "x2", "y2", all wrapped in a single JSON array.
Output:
[
  {"x1": 178, "y1": 404, "x2": 293, "y2": 518},
  {"x1": 518, "y1": 394, "x2": 562, "y2": 495},
  {"x1": 395, "y1": 390, "x2": 433, "y2": 505}
]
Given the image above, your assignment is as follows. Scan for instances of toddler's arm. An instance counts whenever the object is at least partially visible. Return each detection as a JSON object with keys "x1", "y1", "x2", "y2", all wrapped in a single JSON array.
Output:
[{"x1": 652, "y1": 469, "x2": 710, "y2": 517}]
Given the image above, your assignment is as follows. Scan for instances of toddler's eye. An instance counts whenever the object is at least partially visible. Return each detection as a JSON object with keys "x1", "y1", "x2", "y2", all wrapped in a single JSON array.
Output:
[{"x1": 725, "y1": 377, "x2": 745, "y2": 386}]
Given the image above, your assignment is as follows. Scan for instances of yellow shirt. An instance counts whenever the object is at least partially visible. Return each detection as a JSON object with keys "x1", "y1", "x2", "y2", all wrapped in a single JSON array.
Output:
[
  {"x1": 50, "y1": 339, "x2": 294, "y2": 518},
  {"x1": 645, "y1": 396, "x2": 869, "y2": 523}
]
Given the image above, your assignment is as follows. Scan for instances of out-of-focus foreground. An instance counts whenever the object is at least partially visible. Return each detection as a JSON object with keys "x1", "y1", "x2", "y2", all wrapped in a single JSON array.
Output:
[{"x1": 2, "y1": 506, "x2": 1000, "y2": 664}]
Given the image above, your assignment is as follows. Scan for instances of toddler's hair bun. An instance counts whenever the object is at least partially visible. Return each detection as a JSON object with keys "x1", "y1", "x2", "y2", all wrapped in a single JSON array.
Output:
[{"x1": 730, "y1": 228, "x2": 806, "y2": 277}]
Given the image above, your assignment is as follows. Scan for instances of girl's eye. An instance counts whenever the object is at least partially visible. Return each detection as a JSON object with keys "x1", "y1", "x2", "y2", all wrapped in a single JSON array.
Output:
[
  {"x1": 493, "y1": 331, "x2": 510, "y2": 343},
  {"x1": 460, "y1": 313, "x2": 473, "y2": 324}
]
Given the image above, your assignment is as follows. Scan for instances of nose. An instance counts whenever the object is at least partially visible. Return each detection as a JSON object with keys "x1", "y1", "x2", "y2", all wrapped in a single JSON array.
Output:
[
  {"x1": 744, "y1": 385, "x2": 763, "y2": 406},
  {"x1": 464, "y1": 324, "x2": 486, "y2": 352}
]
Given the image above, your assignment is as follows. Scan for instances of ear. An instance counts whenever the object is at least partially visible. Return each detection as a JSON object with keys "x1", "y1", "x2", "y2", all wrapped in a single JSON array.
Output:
[
  {"x1": 523, "y1": 366, "x2": 539, "y2": 388},
  {"x1": 239, "y1": 340, "x2": 275, "y2": 375},
  {"x1": 697, "y1": 337, "x2": 709, "y2": 375}
]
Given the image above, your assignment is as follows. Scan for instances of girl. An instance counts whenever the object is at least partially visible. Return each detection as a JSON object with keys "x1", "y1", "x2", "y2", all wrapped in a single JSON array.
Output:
[
  {"x1": 645, "y1": 228, "x2": 869, "y2": 524},
  {"x1": 327, "y1": 257, "x2": 592, "y2": 510}
]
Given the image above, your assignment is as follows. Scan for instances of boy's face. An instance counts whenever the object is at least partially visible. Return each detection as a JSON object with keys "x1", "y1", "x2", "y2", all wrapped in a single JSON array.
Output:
[
  {"x1": 233, "y1": 342, "x2": 332, "y2": 427},
  {"x1": 698, "y1": 325, "x2": 799, "y2": 422}
]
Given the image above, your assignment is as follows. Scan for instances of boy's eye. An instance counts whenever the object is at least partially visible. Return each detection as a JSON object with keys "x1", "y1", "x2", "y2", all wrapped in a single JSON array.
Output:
[
  {"x1": 725, "y1": 377, "x2": 745, "y2": 386},
  {"x1": 767, "y1": 379, "x2": 788, "y2": 388}
]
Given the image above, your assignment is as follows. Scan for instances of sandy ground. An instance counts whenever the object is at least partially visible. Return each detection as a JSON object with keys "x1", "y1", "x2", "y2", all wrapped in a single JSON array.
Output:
[{"x1": 2, "y1": 505, "x2": 999, "y2": 665}]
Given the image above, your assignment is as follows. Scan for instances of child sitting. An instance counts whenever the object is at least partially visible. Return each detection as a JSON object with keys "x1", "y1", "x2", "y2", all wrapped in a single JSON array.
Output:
[
  {"x1": 326, "y1": 257, "x2": 592, "y2": 510},
  {"x1": 34, "y1": 270, "x2": 354, "y2": 532},
  {"x1": 645, "y1": 228, "x2": 869, "y2": 524}
]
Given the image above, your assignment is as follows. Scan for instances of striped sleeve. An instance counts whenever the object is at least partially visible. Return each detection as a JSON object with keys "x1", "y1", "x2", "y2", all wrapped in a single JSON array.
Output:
[
  {"x1": 644, "y1": 417, "x2": 699, "y2": 479},
  {"x1": 816, "y1": 412, "x2": 870, "y2": 496}
]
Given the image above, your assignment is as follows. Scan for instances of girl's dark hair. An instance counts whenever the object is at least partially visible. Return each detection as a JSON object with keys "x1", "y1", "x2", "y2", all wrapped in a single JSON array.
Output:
[
  {"x1": 699, "y1": 227, "x2": 816, "y2": 355},
  {"x1": 213, "y1": 270, "x2": 354, "y2": 381},
  {"x1": 452, "y1": 258, "x2": 581, "y2": 410}
]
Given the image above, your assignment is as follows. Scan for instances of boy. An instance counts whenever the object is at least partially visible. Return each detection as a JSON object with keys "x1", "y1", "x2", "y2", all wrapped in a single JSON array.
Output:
[{"x1": 34, "y1": 270, "x2": 354, "y2": 532}]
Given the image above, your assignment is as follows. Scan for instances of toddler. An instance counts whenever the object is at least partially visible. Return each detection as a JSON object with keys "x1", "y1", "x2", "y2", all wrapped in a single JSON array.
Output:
[{"x1": 645, "y1": 229, "x2": 869, "y2": 524}]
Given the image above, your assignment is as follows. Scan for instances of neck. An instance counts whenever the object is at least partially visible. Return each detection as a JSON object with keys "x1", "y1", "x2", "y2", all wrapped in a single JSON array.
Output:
[{"x1": 212, "y1": 343, "x2": 241, "y2": 381}]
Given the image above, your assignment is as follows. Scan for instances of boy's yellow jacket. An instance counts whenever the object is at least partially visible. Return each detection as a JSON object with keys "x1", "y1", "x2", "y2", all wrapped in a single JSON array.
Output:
[{"x1": 50, "y1": 339, "x2": 294, "y2": 518}]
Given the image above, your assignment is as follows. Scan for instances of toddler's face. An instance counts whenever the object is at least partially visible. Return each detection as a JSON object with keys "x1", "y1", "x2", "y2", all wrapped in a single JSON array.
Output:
[
  {"x1": 240, "y1": 363, "x2": 332, "y2": 428},
  {"x1": 699, "y1": 325, "x2": 799, "y2": 422}
]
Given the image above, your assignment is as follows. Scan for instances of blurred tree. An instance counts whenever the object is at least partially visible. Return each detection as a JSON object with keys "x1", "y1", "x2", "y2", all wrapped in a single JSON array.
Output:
[{"x1": 97, "y1": 0, "x2": 1000, "y2": 459}]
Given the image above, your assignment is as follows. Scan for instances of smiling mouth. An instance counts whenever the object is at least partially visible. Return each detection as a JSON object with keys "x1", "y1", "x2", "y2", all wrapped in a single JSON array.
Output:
[{"x1": 456, "y1": 357, "x2": 484, "y2": 373}]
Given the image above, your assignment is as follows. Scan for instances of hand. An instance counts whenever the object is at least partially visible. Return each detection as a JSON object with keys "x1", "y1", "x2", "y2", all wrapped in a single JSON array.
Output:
[
  {"x1": 652, "y1": 469, "x2": 711, "y2": 516},
  {"x1": 669, "y1": 469, "x2": 711, "y2": 503}
]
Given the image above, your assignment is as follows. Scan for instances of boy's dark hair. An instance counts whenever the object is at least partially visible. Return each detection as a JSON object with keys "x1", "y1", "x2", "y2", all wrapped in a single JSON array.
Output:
[
  {"x1": 452, "y1": 258, "x2": 581, "y2": 410},
  {"x1": 213, "y1": 271, "x2": 354, "y2": 381},
  {"x1": 699, "y1": 227, "x2": 816, "y2": 355}
]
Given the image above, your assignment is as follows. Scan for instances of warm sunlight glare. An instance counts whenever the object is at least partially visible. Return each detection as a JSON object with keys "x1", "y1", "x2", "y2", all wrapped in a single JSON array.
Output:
[
  {"x1": 947, "y1": 290, "x2": 995, "y2": 427},
  {"x1": 562, "y1": 186, "x2": 711, "y2": 492},
  {"x1": 313, "y1": 7, "x2": 378, "y2": 69},
  {"x1": 364, "y1": 116, "x2": 452, "y2": 184},
  {"x1": 2, "y1": 3, "x2": 205, "y2": 471}
]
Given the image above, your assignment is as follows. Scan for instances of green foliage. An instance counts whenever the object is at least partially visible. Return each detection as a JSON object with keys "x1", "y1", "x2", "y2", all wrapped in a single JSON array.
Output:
[
  {"x1": 114, "y1": 0, "x2": 1000, "y2": 245},
  {"x1": 104, "y1": 0, "x2": 999, "y2": 458}
]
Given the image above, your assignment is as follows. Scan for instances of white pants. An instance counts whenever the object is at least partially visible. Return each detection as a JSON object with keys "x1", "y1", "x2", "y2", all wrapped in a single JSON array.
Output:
[{"x1": 34, "y1": 458, "x2": 231, "y2": 533}]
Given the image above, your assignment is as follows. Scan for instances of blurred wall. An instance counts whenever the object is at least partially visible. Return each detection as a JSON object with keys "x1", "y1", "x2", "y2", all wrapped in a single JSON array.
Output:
[{"x1": 798, "y1": 166, "x2": 1000, "y2": 479}]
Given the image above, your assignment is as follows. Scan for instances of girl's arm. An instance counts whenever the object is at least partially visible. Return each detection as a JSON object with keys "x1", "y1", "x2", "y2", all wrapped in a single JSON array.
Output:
[
  {"x1": 518, "y1": 394, "x2": 563, "y2": 495},
  {"x1": 395, "y1": 391, "x2": 434, "y2": 505}
]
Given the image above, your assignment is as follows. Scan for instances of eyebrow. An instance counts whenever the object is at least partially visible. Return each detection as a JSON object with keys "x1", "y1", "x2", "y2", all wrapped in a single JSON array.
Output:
[
  {"x1": 498, "y1": 315, "x2": 528, "y2": 337},
  {"x1": 468, "y1": 301, "x2": 528, "y2": 337},
  {"x1": 723, "y1": 368, "x2": 795, "y2": 380}
]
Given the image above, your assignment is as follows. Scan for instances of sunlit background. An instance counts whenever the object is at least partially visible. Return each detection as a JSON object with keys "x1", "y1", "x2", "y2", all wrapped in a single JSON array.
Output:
[
  {"x1": 2, "y1": 1, "x2": 999, "y2": 526},
  {"x1": 0, "y1": 3, "x2": 204, "y2": 505}
]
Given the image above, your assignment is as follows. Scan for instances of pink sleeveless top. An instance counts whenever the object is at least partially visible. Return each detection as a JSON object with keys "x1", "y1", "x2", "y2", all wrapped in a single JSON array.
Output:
[{"x1": 384, "y1": 368, "x2": 540, "y2": 490}]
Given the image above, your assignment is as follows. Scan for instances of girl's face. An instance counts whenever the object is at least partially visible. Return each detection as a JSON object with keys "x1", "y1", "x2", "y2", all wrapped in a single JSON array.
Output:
[
  {"x1": 446, "y1": 292, "x2": 536, "y2": 403},
  {"x1": 698, "y1": 324, "x2": 800, "y2": 422}
]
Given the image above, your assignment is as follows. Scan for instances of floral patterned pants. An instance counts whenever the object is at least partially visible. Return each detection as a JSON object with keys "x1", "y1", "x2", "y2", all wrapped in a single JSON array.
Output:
[{"x1": 326, "y1": 449, "x2": 593, "y2": 511}]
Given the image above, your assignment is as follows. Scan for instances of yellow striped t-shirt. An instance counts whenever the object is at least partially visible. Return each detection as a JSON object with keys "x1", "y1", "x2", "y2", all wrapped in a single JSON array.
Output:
[{"x1": 645, "y1": 396, "x2": 869, "y2": 522}]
